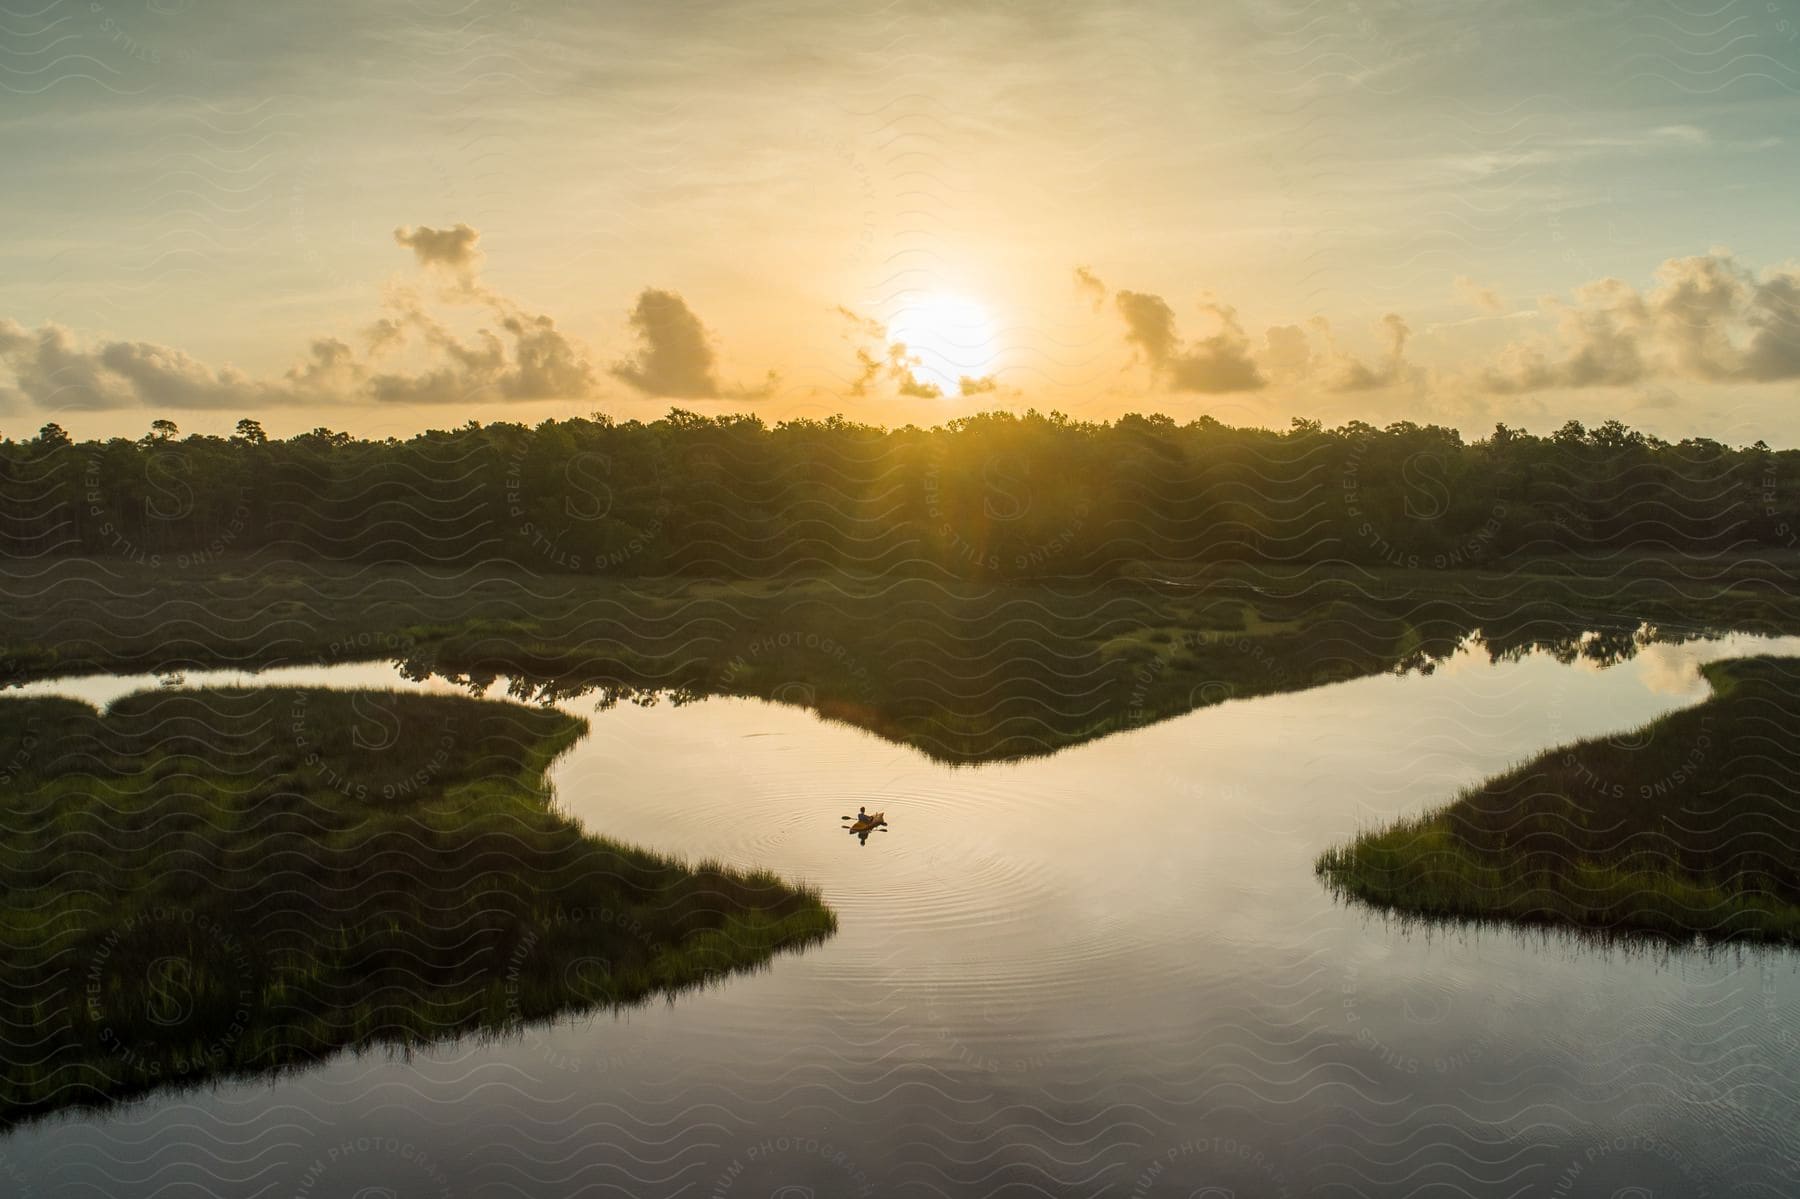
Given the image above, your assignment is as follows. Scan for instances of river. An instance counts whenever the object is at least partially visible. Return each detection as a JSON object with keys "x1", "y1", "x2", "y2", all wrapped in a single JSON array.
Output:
[{"x1": 3, "y1": 633, "x2": 1798, "y2": 1197}]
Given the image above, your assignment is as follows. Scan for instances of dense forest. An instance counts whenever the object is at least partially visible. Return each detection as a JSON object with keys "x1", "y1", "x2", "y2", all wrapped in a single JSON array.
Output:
[{"x1": 4, "y1": 411, "x2": 1797, "y2": 575}]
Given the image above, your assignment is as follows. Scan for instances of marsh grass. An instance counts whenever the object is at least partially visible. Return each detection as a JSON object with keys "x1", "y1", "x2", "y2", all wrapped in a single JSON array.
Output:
[
  {"x1": 1318, "y1": 656, "x2": 1800, "y2": 943},
  {"x1": 7, "y1": 556, "x2": 1776, "y2": 764},
  {"x1": 0, "y1": 687, "x2": 834, "y2": 1126}
]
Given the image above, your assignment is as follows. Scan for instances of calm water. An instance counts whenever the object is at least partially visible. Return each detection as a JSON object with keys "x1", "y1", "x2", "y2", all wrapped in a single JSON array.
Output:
[{"x1": 5, "y1": 635, "x2": 1800, "y2": 1197}]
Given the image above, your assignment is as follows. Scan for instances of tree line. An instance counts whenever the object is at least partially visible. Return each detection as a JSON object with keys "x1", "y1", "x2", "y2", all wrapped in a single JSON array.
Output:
[{"x1": 3, "y1": 410, "x2": 1796, "y2": 575}]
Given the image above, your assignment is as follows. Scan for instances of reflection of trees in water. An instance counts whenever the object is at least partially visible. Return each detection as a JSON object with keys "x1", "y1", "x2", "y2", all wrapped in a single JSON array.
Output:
[{"x1": 392, "y1": 603, "x2": 1729, "y2": 765}]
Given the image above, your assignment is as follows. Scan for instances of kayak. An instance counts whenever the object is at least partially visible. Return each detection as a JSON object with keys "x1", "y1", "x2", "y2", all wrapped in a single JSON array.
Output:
[{"x1": 848, "y1": 810, "x2": 886, "y2": 833}]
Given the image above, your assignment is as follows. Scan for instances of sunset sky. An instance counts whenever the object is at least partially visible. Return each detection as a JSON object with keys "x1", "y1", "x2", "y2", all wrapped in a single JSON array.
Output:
[{"x1": 4, "y1": 0, "x2": 1799, "y2": 442}]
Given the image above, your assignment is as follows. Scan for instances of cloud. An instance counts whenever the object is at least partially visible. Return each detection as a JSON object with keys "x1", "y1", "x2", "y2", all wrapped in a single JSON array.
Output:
[
  {"x1": 1073, "y1": 266, "x2": 1108, "y2": 311},
  {"x1": 1114, "y1": 290, "x2": 1179, "y2": 364},
  {"x1": 848, "y1": 342, "x2": 941, "y2": 399},
  {"x1": 393, "y1": 223, "x2": 481, "y2": 272},
  {"x1": 837, "y1": 307, "x2": 944, "y2": 399},
  {"x1": 610, "y1": 288, "x2": 724, "y2": 398},
  {"x1": 0, "y1": 319, "x2": 276, "y2": 411},
  {"x1": 1094, "y1": 271, "x2": 1402, "y2": 395},
  {"x1": 1744, "y1": 271, "x2": 1800, "y2": 381},
  {"x1": 959, "y1": 374, "x2": 1000, "y2": 396},
  {"x1": 834, "y1": 304, "x2": 884, "y2": 339},
  {"x1": 1324, "y1": 313, "x2": 1411, "y2": 392},
  {"x1": 285, "y1": 338, "x2": 364, "y2": 394},
  {"x1": 894, "y1": 355, "x2": 941, "y2": 398},
  {"x1": 1653, "y1": 253, "x2": 1744, "y2": 380},
  {"x1": 98, "y1": 340, "x2": 267, "y2": 409},
  {"x1": 504, "y1": 312, "x2": 597, "y2": 397},
  {"x1": 1454, "y1": 275, "x2": 1505, "y2": 314},
  {"x1": 365, "y1": 315, "x2": 406, "y2": 355},
  {"x1": 366, "y1": 301, "x2": 595, "y2": 404},
  {"x1": 1650, "y1": 124, "x2": 1708, "y2": 145},
  {"x1": 1261, "y1": 324, "x2": 1313, "y2": 382},
  {"x1": 1482, "y1": 278, "x2": 1648, "y2": 392},
  {"x1": 1258, "y1": 315, "x2": 1413, "y2": 392},
  {"x1": 1478, "y1": 252, "x2": 1800, "y2": 391},
  {"x1": 365, "y1": 222, "x2": 599, "y2": 403},
  {"x1": 1113, "y1": 290, "x2": 1265, "y2": 393},
  {"x1": 0, "y1": 321, "x2": 133, "y2": 410},
  {"x1": 0, "y1": 224, "x2": 602, "y2": 411}
]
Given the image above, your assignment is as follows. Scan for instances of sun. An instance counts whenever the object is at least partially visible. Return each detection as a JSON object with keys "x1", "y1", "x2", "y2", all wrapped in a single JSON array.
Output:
[{"x1": 884, "y1": 293, "x2": 999, "y2": 395}]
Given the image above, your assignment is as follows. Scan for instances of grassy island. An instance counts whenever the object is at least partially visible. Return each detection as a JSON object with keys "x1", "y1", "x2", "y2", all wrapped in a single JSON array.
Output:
[
  {"x1": 0, "y1": 687, "x2": 834, "y2": 1125},
  {"x1": 9, "y1": 554, "x2": 1800, "y2": 763},
  {"x1": 1318, "y1": 656, "x2": 1800, "y2": 943}
]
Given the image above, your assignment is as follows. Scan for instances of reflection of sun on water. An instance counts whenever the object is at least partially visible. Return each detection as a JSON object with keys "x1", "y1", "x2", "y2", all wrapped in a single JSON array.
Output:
[{"x1": 885, "y1": 293, "x2": 998, "y2": 395}]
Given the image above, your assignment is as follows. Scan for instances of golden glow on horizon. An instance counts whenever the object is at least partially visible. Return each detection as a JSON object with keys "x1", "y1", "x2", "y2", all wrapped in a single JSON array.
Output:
[{"x1": 885, "y1": 293, "x2": 999, "y2": 395}]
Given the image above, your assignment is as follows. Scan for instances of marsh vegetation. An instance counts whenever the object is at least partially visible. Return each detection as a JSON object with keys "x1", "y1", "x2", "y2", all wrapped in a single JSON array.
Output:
[
  {"x1": 8, "y1": 554, "x2": 1800, "y2": 762},
  {"x1": 1318, "y1": 656, "x2": 1800, "y2": 942},
  {"x1": 0, "y1": 687, "x2": 833, "y2": 1126}
]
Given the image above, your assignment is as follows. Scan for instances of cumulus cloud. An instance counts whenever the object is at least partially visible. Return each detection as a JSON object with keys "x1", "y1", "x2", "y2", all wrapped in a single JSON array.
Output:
[
  {"x1": 1256, "y1": 315, "x2": 1413, "y2": 392},
  {"x1": 505, "y1": 312, "x2": 598, "y2": 397},
  {"x1": 1113, "y1": 290, "x2": 1265, "y2": 393},
  {"x1": 366, "y1": 299, "x2": 595, "y2": 405},
  {"x1": 1481, "y1": 280, "x2": 1650, "y2": 392},
  {"x1": 959, "y1": 374, "x2": 1000, "y2": 396},
  {"x1": 1478, "y1": 252, "x2": 1800, "y2": 392},
  {"x1": 393, "y1": 223, "x2": 481, "y2": 272},
  {"x1": 1260, "y1": 323, "x2": 1313, "y2": 382},
  {"x1": 1089, "y1": 269, "x2": 1410, "y2": 395},
  {"x1": 0, "y1": 319, "x2": 278, "y2": 411},
  {"x1": 1745, "y1": 271, "x2": 1800, "y2": 380},
  {"x1": 365, "y1": 315, "x2": 407, "y2": 355},
  {"x1": 0, "y1": 321, "x2": 133, "y2": 410},
  {"x1": 98, "y1": 338, "x2": 270, "y2": 409},
  {"x1": 1454, "y1": 275, "x2": 1505, "y2": 314},
  {"x1": 286, "y1": 338, "x2": 363, "y2": 394},
  {"x1": 363, "y1": 225, "x2": 598, "y2": 403},
  {"x1": 0, "y1": 222, "x2": 602, "y2": 412},
  {"x1": 1324, "y1": 313, "x2": 1411, "y2": 391},
  {"x1": 611, "y1": 288, "x2": 724, "y2": 398}
]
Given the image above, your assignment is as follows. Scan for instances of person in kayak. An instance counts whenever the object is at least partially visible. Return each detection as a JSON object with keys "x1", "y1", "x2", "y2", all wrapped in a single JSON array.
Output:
[{"x1": 856, "y1": 806, "x2": 869, "y2": 824}]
